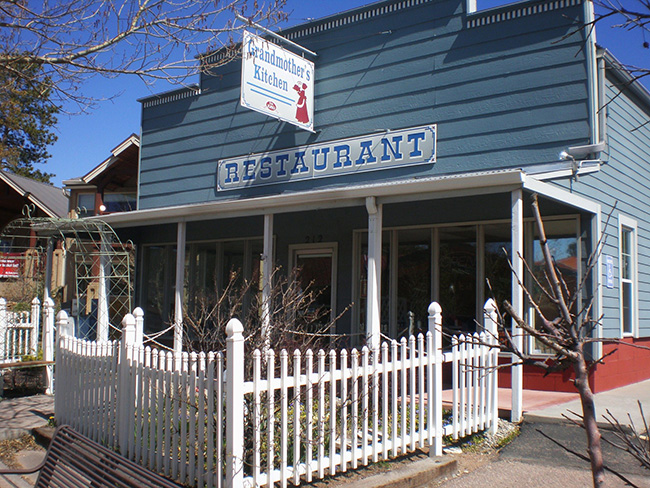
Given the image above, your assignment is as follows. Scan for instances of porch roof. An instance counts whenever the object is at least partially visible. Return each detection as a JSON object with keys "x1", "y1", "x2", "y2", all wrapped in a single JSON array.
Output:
[{"x1": 94, "y1": 168, "x2": 600, "y2": 228}]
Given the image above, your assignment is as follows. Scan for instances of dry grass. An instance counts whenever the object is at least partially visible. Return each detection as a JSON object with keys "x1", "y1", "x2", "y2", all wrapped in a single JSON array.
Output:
[{"x1": 0, "y1": 434, "x2": 43, "y2": 468}]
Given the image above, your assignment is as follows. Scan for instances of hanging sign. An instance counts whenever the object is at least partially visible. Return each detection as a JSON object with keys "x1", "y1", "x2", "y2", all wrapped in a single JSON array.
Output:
[
  {"x1": 241, "y1": 30, "x2": 314, "y2": 132},
  {"x1": 217, "y1": 124, "x2": 437, "y2": 191}
]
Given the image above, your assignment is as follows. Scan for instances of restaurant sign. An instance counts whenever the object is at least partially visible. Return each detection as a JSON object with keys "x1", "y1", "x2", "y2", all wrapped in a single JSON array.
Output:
[
  {"x1": 241, "y1": 31, "x2": 314, "y2": 132},
  {"x1": 217, "y1": 124, "x2": 437, "y2": 191}
]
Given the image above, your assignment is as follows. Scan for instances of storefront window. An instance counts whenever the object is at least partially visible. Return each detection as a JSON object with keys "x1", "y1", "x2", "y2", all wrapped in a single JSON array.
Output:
[
  {"x1": 397, "y1": 228, "x2": 431, "y2": 337},
  {"x1": 528, "y1": 218, "x2": 579, "y2": 354},
  {"x1": 439, "y1": 226, "x2": 477, "y2": 335},
  {"x1": 484, "y1": 224, "x2": 512, "y2": 313}
]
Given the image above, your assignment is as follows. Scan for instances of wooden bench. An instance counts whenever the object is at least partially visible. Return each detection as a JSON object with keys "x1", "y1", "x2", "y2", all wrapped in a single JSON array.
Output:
[{"x1": 0, "y1": 425, "x2": 182, "y2": 487}]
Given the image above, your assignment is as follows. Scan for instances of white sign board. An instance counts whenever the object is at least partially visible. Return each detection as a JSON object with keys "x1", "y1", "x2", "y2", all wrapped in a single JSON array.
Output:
[
  {"x1": 605, "y1": 255, "x2": 614, "y2": 288},
  {"x1": 217, "y1": 125, "x2": 437, "y2": 191},
  {"x1": 241, "y1": 31, "x2": 314, "y2": 131}
]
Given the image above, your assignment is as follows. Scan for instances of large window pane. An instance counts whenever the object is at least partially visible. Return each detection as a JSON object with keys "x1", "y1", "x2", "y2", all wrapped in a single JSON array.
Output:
[
  {"x1": 530, "y1": 219, "x2": 578, "y2": 354},
  {"x1": 397, "y1": 228, "x2": 431, "y2": 337},
  {"x1": 484, "y1": 223, "x2": 512, "y2": 309},
  {"x1": 439, "y1": 226, "x2": 477, "y2": 334}
]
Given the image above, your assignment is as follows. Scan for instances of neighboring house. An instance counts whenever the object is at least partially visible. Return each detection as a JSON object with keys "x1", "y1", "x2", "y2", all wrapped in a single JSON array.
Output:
[
  {"x1": 98, "y1": 0, "x2": 650, "y2": 399},
  {"x1": 63, "y1": 134, "x2": 139, "y2": 218},
  {"x1": 0, "y1": 171, "x2": 68, "y2": 294},
  {"x1": 0, "y1": 171, "x2": 68, "y2": 229}
]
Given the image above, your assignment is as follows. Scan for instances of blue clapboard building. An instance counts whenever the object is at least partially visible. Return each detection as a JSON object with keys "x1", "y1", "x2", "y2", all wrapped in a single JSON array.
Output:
[{"x1": 100, "y1": 0, "x2": 650, "y2": 408}]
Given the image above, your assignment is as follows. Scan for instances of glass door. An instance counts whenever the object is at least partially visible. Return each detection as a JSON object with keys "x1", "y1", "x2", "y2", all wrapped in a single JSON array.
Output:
[{"x1": 291, "y1": 244, "x2": 337, "y2": 332}]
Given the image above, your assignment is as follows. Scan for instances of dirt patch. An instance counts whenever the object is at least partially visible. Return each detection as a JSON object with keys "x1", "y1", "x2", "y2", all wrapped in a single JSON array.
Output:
[{"x1": 0, "y1": 434, "x2": 44, "y2": 468}]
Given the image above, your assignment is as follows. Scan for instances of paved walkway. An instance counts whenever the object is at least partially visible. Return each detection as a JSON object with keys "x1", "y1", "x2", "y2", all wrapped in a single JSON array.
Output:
[
  {"x1": 0, "y1": 395, "x2": 53, "y2": 442},
  {"x1": 0, "y1": 380, "x2": 648, "y2": 487},
  {"x1": 525, "y1": 378, "x2": 650, "y2": 428}
]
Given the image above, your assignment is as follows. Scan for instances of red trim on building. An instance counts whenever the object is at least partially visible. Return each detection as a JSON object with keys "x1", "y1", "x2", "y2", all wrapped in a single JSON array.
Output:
[{"x1": 497, "y1": 337, "x2": 650, "y2": 393}]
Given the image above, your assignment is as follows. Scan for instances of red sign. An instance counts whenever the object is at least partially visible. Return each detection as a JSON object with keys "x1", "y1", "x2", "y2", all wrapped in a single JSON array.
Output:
[{"x1": 0, "y1": 253, "x2": 21, "y2": 278}]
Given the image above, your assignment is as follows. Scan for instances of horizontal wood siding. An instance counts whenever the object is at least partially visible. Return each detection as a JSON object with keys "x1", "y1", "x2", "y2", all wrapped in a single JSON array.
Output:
[
  {"x1": 139, "y1": 0, "x2": 590, "y2": 209},
  {"x1": 562, "y1": 74, "x2": 650, "y2": 338}
]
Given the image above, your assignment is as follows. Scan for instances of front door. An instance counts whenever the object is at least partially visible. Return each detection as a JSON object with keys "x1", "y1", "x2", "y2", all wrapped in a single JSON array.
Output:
[{"x1": 290, "y1": 244, "x2": 337, "y2": 333}]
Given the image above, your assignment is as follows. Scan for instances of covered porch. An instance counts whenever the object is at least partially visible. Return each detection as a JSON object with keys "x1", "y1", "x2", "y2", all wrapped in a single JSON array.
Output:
[{"x1": 100, "y1": 168, "x2": 601, "y2": 422}]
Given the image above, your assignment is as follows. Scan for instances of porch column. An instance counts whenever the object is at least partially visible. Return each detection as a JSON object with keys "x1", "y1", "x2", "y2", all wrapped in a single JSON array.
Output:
[
  {"x1": 261, "y1": 214, "x2": 273, "y2": 349},
  {"x1": 366, "y1": 197, "x2": 383, "y2": 350},
  {"x1": 173, "y1": 221, "x2": 187, "y2": 354},
  {"x1": 511, "y1": 189, "x2": 524, "y2": 422},
  {"x1": 43, "y1": 238, "x2": 54, "y2": 304},
  {"x1": 97, "y1": 238, "x2": 110, "y2": 342}
]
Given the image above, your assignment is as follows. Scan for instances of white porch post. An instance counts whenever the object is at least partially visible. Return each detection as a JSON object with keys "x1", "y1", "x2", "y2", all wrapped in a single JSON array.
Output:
[
  {"x1": 511, "y1": 189, "x2": 524, "y2": 422},
  {"x1": 365, "y1": 197, "x2": 383, "y2": 350},
  {"x1": 97, "y1": 238, "x2": 110, "y2": 342},
  {"x1": 43, "y1": 238, "x2": 54, "y2": 304},
  {"x1": 174, "y1": 221, "x2": 187, "y2": 354},
  {"x1": 261, "y1": 214, "x2": 273, "y2": 348}
]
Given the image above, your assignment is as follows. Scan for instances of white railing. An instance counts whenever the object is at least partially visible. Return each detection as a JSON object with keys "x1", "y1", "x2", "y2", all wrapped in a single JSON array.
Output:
[
  {"x1": 0, "y1": 297, "x2": 40, "y2": 363},
  {"x1": 55, "y1": 300, "x2": 499, "y2": 488}
]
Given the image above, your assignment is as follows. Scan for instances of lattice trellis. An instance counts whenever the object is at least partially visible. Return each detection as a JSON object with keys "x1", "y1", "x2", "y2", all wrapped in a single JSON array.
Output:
[{"x1": 0, "y1": 215, "x2": 135, "y2": 341}]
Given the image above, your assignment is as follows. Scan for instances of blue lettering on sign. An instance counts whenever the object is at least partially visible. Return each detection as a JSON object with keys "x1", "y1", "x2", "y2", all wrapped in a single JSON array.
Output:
[
  {"x1": 243, "y1": 159, "x2": 256, "y2": 181},
  {"x1": 217, "y1": 124, "x2": 437, "y2": 191},
  {"x1": 276, "y1": 154, "x2": 289, "y2": 176},
  {"x1": 355, "y1": 141, "x2": 377, "y2": 165},
  {"x1": 313, "y1": 148, "x2": 330, "y2": 171},
  {"x1": 224, "y1": 163, "x2": 239, "y2": 183},
  {"x1": 333, "y1": 145, "x2": 352, "y2": 168},
  {"x1": 260, "y1": 157, "x2": 272, "y2": 179},
  {"x1": 291, "y1": 151, "x2": 309, "y2": 174},
  {"x1": 381, "y1": 136, "x2": 403, "y2": 161},
  {"x1": 408, "y1": 132, "x2": 426, "y2": 157}
]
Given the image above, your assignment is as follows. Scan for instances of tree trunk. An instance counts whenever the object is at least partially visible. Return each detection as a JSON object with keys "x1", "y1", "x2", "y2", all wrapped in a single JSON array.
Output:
[{"x1": 573, "y1": 353, "x2": 605, "y2": 487}]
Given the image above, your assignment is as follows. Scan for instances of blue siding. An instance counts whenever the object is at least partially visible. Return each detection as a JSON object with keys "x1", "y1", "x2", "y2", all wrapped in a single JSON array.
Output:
[
  {"x1": 560, "y1": 72, "x2": 650, "y2": 338},
  {"x1": 138, "y1": 0, "x2": 591, "y2": 209}
]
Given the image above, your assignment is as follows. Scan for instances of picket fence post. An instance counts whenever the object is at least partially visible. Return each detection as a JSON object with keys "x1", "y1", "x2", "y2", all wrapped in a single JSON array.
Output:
[
  {"x1": 118, "y1": 313, "x2": 137, "y2": 456},
  {"x1": 30, "y1": 298, "x2": 40, "y2": 355},
  {"x1": 0, "y1": 298, "x2": 6, "y2": 359},
  {"x1": 56, "y1": 310, "x2": 73, "y2": 340},
  {"x1": 428, "y1": 301, "x2": 443, "y2": 457},
  {"x1": 43, "y1": 298, "x2": 55, "y2": 395},
  {"x1": 483, "y1": 299, "x2": 499, "y2": 436},
  {"x1": 133, "y1": 307, "x2": 144, "y2": 347},
  {"x1": 226, "y1": 318, "x2": 244, "y2": 488}
]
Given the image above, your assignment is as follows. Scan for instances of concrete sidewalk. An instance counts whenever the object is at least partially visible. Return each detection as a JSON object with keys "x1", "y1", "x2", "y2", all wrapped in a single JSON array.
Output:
[
  {"x1": 0, "y1": 395, "x2": 53, "y2": 442},
  {"x1": 525, "y1": 379, "x2": 650, "y2": 429}
]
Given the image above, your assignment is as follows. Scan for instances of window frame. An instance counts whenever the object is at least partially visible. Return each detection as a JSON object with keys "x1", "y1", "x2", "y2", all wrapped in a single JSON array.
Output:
[{"x1": 618, "y1": 214, "x2": 638, "y2": 338}]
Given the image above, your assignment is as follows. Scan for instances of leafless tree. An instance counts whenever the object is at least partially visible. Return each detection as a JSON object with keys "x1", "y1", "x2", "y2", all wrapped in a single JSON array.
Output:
[
  {"x1": 0, "y1": 0, "x2": 287, "y2": 108},
  {"x1": 491, "y1": 193, "x2": 608, "y2": 486},
  {"x1": 590, "y1": 0, "x2": 650, "y2": 82}
]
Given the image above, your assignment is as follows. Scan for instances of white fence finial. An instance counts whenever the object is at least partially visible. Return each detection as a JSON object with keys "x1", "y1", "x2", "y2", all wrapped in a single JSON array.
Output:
[{"x1": 56, "y1": 310, "x2": 72, "y2": 337}]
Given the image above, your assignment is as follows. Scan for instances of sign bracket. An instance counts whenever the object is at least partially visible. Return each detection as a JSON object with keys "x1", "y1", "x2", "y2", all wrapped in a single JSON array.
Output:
[{"x1": 235, "y1": 12, "x2": 318, "y2": 58}]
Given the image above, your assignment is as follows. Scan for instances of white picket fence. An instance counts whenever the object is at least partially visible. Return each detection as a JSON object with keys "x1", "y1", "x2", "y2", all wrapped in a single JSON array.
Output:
[
  {"x1": 0, "y1": 297, "x2": 40, "y2": 364},
  {"x1": 55, "y1": 300, "x2": 500, "y2": 488}
]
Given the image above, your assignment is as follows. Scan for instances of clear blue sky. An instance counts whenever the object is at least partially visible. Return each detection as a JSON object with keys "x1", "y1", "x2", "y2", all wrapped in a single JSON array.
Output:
[{"x1": 47, "y1": 0, "x2": 648, "y2": 187}]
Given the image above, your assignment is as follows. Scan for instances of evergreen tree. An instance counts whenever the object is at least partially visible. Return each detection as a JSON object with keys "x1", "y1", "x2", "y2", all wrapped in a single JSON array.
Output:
[{"x1": 0, "y1": 62, "x2": 58, "y2": 183}]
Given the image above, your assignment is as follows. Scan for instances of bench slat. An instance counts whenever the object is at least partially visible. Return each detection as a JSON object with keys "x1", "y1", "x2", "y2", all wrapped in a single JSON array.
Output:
[{"x1": 30, "y1": 425, "x2": 184, "y2": 488}]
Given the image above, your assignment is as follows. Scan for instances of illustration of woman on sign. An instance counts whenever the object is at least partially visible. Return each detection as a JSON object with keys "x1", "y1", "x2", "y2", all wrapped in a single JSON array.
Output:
[{"x1": 293, "y1": 83, "x2": 309, "y2": 124}]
